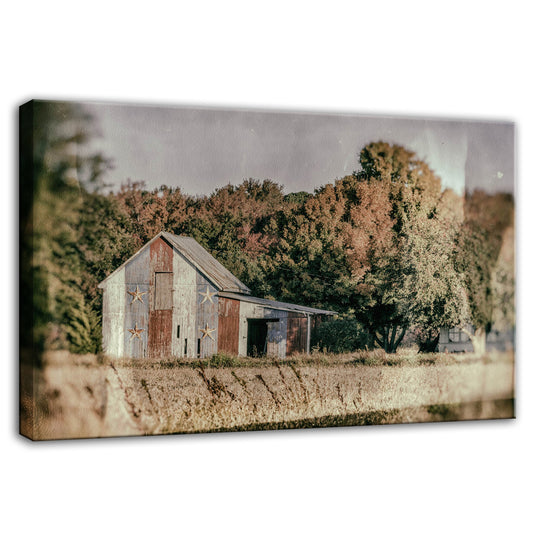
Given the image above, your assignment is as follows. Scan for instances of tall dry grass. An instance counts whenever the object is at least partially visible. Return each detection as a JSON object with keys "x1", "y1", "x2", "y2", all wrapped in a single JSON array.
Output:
[{"x1": 21, "y1": 349, "x2": 515, "y2": 440}]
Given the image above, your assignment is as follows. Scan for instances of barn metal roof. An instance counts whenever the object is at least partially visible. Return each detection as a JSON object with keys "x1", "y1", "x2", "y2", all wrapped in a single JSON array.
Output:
[
  {"x1": 98, "y1": 233, "x2": 334, "y2": 316},
  {"x1": 218, "y1": 291, "x2": 337, "y2": 315},
  {"x1": 161, "y1": 232, "x2": 251, "y2": 294},
  {"x1": 98, "y1": 232, "x2": 251, "y2": 294}
]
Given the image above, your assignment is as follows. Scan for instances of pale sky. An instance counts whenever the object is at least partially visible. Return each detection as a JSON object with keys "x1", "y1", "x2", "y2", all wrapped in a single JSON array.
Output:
[{"x1": 85, "y1": 102, "x2": 514, "y2": 196}]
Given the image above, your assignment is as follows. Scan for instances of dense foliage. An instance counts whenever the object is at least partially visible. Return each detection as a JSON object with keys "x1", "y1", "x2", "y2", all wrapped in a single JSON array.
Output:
[
  {"x1": 455, "y1": 190, "x2": 515, "y2": 353},
  {"x1": 22, "y1": 104, "x2": 515, "y2": 359},
  {"x1": 310, "y1": 315, "x2": 373, "y2": 353}
]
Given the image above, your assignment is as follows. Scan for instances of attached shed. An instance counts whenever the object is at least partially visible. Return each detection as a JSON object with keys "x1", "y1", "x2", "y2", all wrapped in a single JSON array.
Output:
[{"x1": 98, "y1": 232, "x2": 335, "y2": 359}]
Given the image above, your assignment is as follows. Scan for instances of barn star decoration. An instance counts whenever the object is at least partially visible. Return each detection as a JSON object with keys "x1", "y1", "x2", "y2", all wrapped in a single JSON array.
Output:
[
  {"x1": 199, "y1": 323, "x2": 216, "y2": 341},
  {"x1": 128, "y1": 324, "x2": 144, "y2": 340},
  {"x1": 199, "y1": 286, "x2": 217, "y2": 304},
  {"x1": 127, "y1": 285, "x2": 147, "y2": 304}
]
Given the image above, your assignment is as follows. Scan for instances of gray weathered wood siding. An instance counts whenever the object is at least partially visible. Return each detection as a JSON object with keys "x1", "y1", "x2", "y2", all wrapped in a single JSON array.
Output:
[
  {"x1": 101, "y1": 269, "x2": 125, "y2": 357},
  {"x1": 124, "y1": 246, "x2": 151, "y2": 358},
  {"x1": 172, "y1": 249, "x2": 197, "y2": 357},
  {"x1": 238, "y1": 301, "x2": 256, "y2": 356},
  {"x1": 196, "y1": 273, "x2": 218, "y2": 358}
]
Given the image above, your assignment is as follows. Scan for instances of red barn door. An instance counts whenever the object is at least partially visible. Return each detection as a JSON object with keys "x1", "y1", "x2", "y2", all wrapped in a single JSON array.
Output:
[
  {"x1": 286, "y1": 312, "x2": 308, "y2": 355},
  {"x1": 218, "y1": 297, "x2": 240, "y2": 355},
  {"x1": 147, "y1": 238, "x2": 173, "y2": 358}
]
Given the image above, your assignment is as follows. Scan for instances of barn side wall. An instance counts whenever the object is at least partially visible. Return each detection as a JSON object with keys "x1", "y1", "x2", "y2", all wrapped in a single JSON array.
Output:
[{"x1": 101, "y1": 269, "x2": 125, "y2": 357}]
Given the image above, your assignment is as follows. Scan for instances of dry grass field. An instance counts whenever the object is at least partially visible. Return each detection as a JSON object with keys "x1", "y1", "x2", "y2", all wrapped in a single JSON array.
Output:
[{"x1": 20, "y1": 349, "x2": 515, "y2": 440}]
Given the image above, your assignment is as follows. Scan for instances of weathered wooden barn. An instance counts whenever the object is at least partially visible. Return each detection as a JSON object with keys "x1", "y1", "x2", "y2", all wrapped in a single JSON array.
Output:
[{"x1": 98, "y1": 232, "x2": 335, "y2": 359}]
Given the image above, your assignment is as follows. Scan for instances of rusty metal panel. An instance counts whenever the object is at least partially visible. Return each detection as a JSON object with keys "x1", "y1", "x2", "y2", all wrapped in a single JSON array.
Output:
[
  {"x1": 286, "y1": 312, "x2": 307, "y2": 355},
  {"x1": 147, "y1": 237, "x2": 173, "y2": 358},
  {"x1": 102, "y1": 268, "x2": 125, "y2": 357},
  {"x1": 172, "y1": 250, "x2": 197, "y2": 358},
  {"x1": 163, "y1": 232, "x2": 250, "y2": 294},
  {"x1": 150, "y1": 236, "x2": 174, "y2": 276},
  {"x1": 124, "y1": 246, "x2": 150, "y2": 358},
  {"x1": 217, "y1": 297, "x2": 240, "y2": 355},
  {"x1": 154, "y1": 272, "x2": 173, "y2": 310},
  {"x1": 196, "y1": 271, "x2": 218, "y2": 358},
  {"x1": 147, "y1": 309, "x2": 172, "y2": 358}
]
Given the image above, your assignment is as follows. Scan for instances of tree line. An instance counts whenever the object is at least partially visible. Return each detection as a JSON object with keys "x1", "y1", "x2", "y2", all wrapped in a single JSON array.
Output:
[{"x1": 20, "y1": 102, "x2": 514, "y2": 363}]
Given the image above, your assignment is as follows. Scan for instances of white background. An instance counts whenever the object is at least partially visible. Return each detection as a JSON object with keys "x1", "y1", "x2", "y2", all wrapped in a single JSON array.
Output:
[{"x1": 1, "y1": 1, "x2": 531, "y2": 532}]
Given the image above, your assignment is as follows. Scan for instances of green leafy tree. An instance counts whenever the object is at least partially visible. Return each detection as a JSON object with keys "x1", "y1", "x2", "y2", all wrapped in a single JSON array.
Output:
[
  {"x1": 64, "y1": 297, "x2": 101, "y2": 354},
  {"x1": 311, "y1": 315, "x2": 372, "y2": 353},
  {"x1": 266, "y1": 182, "x2": 354, "y2": 309},
  {"x1": 455, "y1": 191, "x2": 514, "y2": 355},
  {"x1": 402, "y1": 189, "x2": 469, "y2": 351},
  {"x1": 20, "y1": 101, "x2": 111, "y2": 361}
]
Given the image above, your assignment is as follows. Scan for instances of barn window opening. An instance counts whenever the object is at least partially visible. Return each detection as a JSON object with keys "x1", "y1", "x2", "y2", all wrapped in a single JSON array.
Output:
[
  {"x1": 197, "y1": 338, "x2": 201, "y2": 355},
  {"x1": 177, "y1": 325, "x2": 180, "y2": 338},
  {"x1": 154, "y1": 272, "x2": 173, "y2": 310},
  {"x1": 184, "y1": 338, "x2": 188, "y2": 355}
]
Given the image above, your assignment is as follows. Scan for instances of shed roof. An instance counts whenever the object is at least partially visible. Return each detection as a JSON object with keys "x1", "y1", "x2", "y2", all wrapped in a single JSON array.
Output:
[
  {"x1": 98, "y1": 231, "x2": 251, "y2": 294},
  {"x1": 218, "y1": 291, "x2": 337, "y2": 316}
]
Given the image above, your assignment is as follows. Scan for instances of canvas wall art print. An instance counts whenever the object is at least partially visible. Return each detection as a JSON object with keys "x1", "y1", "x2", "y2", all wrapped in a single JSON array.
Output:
[{"x1": 19, "y1": 100, "x2": 515, "y2": 440}]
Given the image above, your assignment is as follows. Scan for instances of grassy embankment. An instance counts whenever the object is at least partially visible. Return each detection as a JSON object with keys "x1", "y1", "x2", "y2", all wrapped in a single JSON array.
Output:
[{"x1": 20, "y1": 349, "x2": 515, "y2": 440}]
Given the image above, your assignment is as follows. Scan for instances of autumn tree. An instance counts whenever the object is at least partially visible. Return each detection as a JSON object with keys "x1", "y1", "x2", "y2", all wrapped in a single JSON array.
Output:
[
  {"x1": 342, "y1": 142, "x2": 467, "y2": 352},
  {"x1": 181, "y1": 179, "x2": 284, "y2": 295},
  {"x1": 112, "y1": 182, "x2": 188, "y2": 246},
  {"x1": 341, "y1": 175, "x2": 408, "y2": 352}
]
